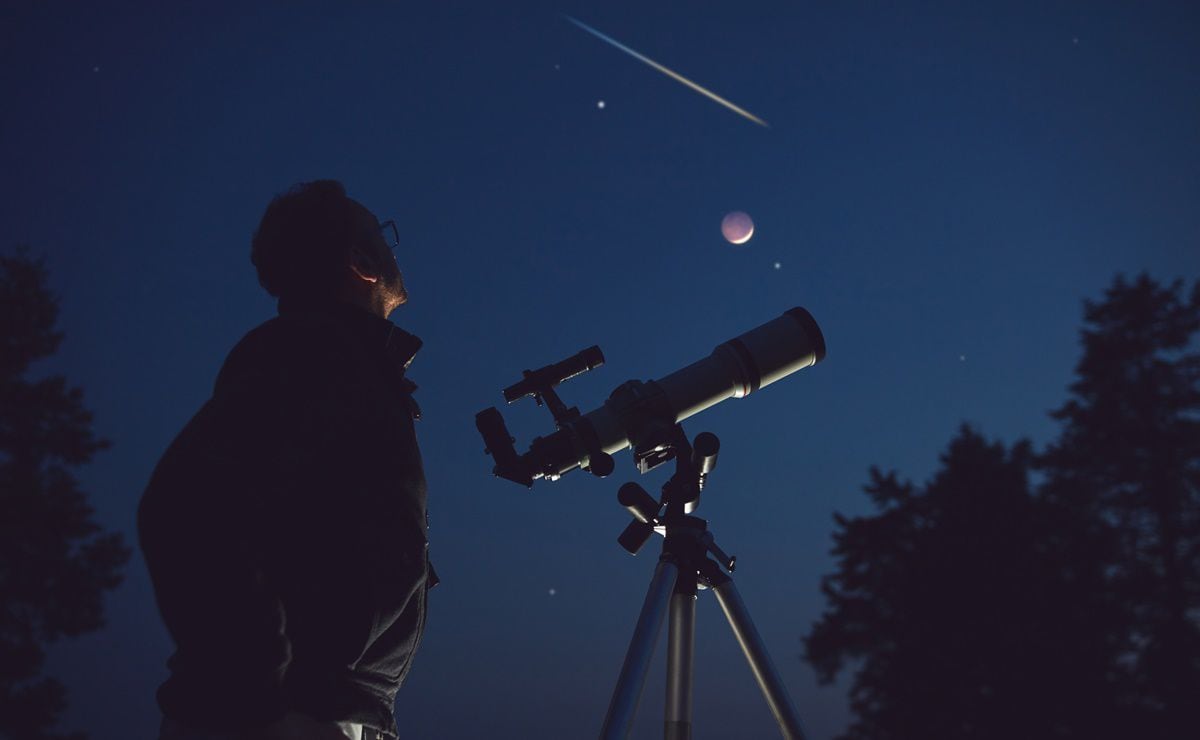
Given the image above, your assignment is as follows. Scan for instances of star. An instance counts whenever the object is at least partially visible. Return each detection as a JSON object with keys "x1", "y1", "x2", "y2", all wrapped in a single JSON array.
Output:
[
  {"x1": 773, "y1": 261, "x2": 782, "y2": 270},
  {"x1": 1072, "y1": 37, "x2": 1079, "y2": 45},
  {"x1": 596, "y1": 100, "x2": 606, "y2": 109},
  {"x1": 959, "y1": 354, "x2": 967, "y2": 362},
  {"x1": 92, "y1": 66, "x2": 100, "y2": 73},
  {"x1": 548, "y1": 588, "x2": 557, "y2": 596}
]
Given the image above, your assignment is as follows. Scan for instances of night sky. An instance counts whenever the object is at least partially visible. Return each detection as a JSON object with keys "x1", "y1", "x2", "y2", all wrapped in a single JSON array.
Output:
[{"x1": 3, "y1": 2, "x2": 1198, "y2": 738}]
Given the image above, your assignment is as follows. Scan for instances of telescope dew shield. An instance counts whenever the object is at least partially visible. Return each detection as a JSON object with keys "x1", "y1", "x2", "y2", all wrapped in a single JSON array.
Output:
[{"x1": 659, "y1": 307, "x2": 825, "y2": 423}]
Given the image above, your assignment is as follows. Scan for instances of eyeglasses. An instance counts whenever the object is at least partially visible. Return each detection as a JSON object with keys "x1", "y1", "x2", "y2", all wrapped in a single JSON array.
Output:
[{"x1": 379, "y1": 219, "x2": 400, "y2": 254}]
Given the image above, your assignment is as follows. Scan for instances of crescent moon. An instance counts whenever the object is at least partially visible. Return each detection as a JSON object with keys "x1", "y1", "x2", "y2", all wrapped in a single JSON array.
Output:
[
  {"x1": 728, "y1": 225, "x2": 754, "y2": 245},
  {"x1": 721, "y1": 211, "x2": 755, "y2": 244}
]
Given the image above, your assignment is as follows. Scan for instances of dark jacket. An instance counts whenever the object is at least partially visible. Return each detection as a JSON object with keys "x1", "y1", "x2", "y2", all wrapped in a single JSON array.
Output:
[{"x1": 139, "y1": 298, "x2": 431, "y2": 736}]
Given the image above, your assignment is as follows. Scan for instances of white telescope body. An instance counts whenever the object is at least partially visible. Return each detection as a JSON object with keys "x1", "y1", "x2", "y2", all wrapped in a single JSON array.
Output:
[{"x1": 545, "y1": 308, "x2": 825, "y2": 479}]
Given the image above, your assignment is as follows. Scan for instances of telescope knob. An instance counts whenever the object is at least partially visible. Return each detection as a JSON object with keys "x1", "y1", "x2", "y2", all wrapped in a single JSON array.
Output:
[
  {"x1": 587, "y1": 451, "x2": 615, "y2": 478},
  {"x1": 691, "y1": 432, "x2": 720, "y2": 475},
  {"x1": 618, "y1": 520, "x2": 655, "y2": 555},
  {"x1": 700, "y1": 532, "x2": 736, "y2": 572},
  {"x1": 618, "y1": 482, "x2": 661, "y2": 524}
]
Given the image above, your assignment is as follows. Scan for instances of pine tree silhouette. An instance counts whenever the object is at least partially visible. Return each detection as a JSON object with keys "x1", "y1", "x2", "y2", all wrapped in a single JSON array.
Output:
[
  {"x1": 805, "y1": 274, "x2": 1199, "y2": 739},
  {"x1": 0, "y1": 250, "x2": 130, "y2": 740},
  {"x1": 1040, "y1": 274, "x2": 1200, "y2": 737},
  {"x1": 805, "y1": 426, "x2": 1125, "y2": 739}
]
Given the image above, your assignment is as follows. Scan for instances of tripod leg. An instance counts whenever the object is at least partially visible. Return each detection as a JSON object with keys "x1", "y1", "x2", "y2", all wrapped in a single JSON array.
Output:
[
  {"x1": 710, "y1": 576, "x2": 809, "y2": 740},
  {"x1": 665, "y1": 589, "x2": 696, "y2": 740},
  {"x1": 601, "y1": 559, "x2": 680, "y2": 740}
]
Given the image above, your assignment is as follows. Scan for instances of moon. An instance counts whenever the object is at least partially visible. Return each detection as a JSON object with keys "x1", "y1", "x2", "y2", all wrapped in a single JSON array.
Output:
[{"x1": 721, "y1": 211, "x2": 754, "y2": 245}]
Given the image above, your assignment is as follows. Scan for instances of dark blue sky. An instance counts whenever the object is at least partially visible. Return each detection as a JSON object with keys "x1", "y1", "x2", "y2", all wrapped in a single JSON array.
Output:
[{"x1": 3, "y1": 1, "x2": 1198, "y2": 738}]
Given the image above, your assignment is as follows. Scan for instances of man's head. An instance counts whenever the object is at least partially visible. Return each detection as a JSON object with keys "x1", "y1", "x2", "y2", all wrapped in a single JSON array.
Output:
[{"x1": 251, "y1": 180, "x2": 407, "y2": 317}]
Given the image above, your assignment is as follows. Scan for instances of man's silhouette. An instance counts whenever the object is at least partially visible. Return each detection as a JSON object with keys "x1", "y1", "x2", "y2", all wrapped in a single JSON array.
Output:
[{"x1": 139, "y1": 180, "x2": 433, "y2": 740}]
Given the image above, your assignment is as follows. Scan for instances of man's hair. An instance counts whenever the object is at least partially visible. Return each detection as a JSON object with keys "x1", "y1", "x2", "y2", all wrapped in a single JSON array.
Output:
[{"x1": 251, "y1": 179, "x2": 357, "y2": 298}]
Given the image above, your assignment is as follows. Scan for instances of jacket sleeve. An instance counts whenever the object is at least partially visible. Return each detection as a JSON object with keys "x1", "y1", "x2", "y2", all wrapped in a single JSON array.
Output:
[{"x1": 138, "y1": 341, "x2": 295, "y2": 729}]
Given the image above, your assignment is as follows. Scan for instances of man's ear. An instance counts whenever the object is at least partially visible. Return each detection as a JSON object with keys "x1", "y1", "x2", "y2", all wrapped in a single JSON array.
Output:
[{"x1": 349, "y1": 247, "x2": 381, "y2": 284}]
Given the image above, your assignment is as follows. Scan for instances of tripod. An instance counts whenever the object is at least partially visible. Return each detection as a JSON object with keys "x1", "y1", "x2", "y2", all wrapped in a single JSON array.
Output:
[{"x1": 600, "y1": 427, "x2": 808, "y2": 740}]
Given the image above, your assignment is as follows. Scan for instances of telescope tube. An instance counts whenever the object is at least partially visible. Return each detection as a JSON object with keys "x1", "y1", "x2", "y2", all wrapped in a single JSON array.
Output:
[
  {"x1": 662, "y1": 307, "x2": 825, "y2": 421},
  {"x1": 532, "y1": 307, "x2": 825, "y2": 480}
]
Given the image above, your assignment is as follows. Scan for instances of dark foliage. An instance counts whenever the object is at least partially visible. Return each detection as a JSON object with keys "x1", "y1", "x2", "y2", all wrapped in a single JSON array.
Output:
[
  {"x1": 805, "y1": 427, "x2": 1122, "y2": 739},
  {"x1": 0, "y1": 250, "x2": 130, "y2": 740},
  {"x1": 805, "y1": 274, "x2": 1200, "y2": 739},
  {"x1": 1040, "y1": 274, "x2": 1200, "y2": 737}
]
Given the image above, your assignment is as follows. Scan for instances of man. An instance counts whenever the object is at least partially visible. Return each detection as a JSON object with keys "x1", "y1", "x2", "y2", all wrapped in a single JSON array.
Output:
[{"x1": 139, "y1": 180, "x2": 432, "y2": 740}]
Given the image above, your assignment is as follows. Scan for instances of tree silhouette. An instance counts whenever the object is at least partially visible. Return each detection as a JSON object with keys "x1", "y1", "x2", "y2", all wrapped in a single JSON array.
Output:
[
  {"x1": 0, "y1": 250, "x2": 129, "y2": 740},
  {"x1": 804, "y1": 426, "x2": 1124, "y2": 739},
  {"x1": 806, "y1": 274, "x2": 1199, "y2": 739},
  {"x1": 1039, "y1": 274, "x2": 1200, "y2": 736}
]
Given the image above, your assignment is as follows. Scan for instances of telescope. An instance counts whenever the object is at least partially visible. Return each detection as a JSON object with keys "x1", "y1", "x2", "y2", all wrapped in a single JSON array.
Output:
[{"x1": 476, "y1": 307, "x2": 825, "y2": 487}]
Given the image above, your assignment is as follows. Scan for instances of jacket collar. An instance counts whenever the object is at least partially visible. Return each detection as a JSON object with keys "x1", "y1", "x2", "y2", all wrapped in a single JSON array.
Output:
[{"x1": 277, "y1": 296, "x2": 423, "y2": 372}]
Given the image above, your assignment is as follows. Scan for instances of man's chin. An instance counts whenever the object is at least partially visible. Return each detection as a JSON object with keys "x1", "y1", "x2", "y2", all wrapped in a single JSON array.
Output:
[{"x1": 387, "y1": 279, "x2": 408, "y2": 306}]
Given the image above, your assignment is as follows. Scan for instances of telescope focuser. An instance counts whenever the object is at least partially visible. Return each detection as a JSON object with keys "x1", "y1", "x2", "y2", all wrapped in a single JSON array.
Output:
[{"x1": 477, "y1": 345, "x2": 615, "y2": 486}]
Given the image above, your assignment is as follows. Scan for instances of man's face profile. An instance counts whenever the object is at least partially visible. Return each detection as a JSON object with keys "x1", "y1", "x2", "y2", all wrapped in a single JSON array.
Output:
[{"x1": 349, "y1": 200, "x2": 407, "y2": 309}]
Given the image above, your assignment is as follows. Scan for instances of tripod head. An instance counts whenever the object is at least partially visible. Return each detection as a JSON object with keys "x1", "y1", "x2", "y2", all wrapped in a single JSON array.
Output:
[{"x1": 615, "y1": 424, "x2": 735, "y2": 574}]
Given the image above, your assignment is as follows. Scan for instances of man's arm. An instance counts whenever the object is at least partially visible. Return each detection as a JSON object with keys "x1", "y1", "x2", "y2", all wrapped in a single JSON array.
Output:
[{"x1": 139, "y1": 336, "x2": 297, "y2": 729}]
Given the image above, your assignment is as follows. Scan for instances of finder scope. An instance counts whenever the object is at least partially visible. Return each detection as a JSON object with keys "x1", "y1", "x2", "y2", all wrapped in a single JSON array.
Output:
[{"x1": 476, "y1": 307, "x2": 825, "y2": 486}]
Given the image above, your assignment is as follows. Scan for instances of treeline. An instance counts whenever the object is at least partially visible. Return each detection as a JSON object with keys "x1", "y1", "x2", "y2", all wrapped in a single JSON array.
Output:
[
  {"x1": 0, "y1": 251, "x2": 128, "y2": 740},
  {"x1": 805, "y1": 274, "x2": 1200, "y2": 739}
]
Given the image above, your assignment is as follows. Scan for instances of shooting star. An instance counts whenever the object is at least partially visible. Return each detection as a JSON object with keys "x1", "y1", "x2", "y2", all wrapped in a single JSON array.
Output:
[{"x1": 564, "y1": 15, "x2": 769, "y2": 128}]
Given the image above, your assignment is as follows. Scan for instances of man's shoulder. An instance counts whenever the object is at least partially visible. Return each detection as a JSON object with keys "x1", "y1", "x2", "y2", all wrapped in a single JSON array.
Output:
[
  {"x1": 222, "y1": 316, "x2": 293, "y2": 366},
  {"x1": 216, "y1": 313, "x2": 370, "y2": 395},
  {"x1": 215, "y1": 317, "x2": 307, "y2": 395}
]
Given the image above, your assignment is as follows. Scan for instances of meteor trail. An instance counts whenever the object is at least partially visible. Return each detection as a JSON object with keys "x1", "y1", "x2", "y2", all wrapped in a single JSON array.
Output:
[{"x1": 564, "y1": 16, "x2": 769, "y2": 128}]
